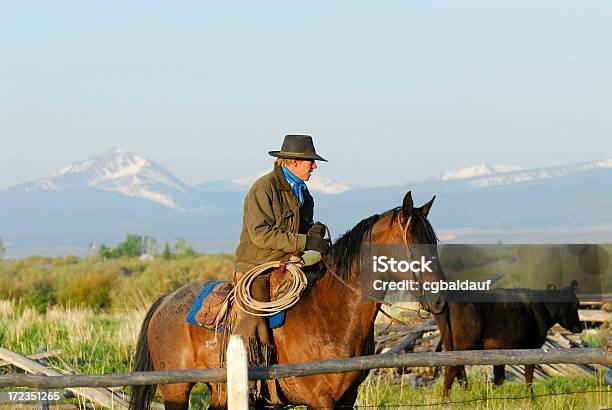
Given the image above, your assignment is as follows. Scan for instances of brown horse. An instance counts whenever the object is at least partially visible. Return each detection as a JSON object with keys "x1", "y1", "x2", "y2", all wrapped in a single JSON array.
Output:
[
  {"x1": 129, "y1": 191, "x2": 446, "y2": 409},
  {"x1": 435, "y1": 282, "x2": 583, "y2": 396}
]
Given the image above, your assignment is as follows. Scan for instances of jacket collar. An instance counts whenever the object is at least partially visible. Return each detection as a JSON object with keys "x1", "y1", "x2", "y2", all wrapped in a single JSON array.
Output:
[{"x1": 273, "y1": 164, "x2": 292, "y2": 191}]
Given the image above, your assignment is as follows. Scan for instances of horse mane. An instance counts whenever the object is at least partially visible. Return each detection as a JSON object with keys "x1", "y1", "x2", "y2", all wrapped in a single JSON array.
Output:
[
  {"x1": 320, "y1": 212, "x2": 383, "y2": 281},
  {"x1": 316, "y1": 207, "x2": 438, "y2": 282}
]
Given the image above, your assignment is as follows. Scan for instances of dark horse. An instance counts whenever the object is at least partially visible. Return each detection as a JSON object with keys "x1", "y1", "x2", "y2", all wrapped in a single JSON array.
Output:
[
  {"x1": 435, "y1": 282, "x2": 583, "y2": 396},
  {"x1": 130, "y1": 192, "x2": 446, "y2": 409}
]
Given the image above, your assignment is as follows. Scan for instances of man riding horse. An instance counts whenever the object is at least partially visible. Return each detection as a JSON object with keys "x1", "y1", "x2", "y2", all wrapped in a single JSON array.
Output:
[{"x1": 233, "y1": 134, "x2": 330, "y2": 368}]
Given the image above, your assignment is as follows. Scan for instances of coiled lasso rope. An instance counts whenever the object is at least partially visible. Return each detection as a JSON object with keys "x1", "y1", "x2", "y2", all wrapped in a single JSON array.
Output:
[{"x1": 233, "y1": 255, "x2": 308, "y2": 317}]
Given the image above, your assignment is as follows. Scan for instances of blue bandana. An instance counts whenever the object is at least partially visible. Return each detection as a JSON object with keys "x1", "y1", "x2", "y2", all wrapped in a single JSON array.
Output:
[{"x1": 281, "y1": 166, "x2": 307, "y2": 205}]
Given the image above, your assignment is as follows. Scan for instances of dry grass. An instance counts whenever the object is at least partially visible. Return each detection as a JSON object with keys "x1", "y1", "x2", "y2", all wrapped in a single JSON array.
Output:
[
  {"x1": 1, "y1": 300, "x2": 610, "y2": 409},
  {"x1": 0, "y1": 299, "x2": 146, "y2": 375},
  {"x1": 357, "y1": 368, "x2": 611, "y2": 409}
]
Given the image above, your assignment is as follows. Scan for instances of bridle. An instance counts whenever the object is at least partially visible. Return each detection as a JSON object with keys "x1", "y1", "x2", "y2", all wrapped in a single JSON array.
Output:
[
  {"x1": 322, "y1": 210, "x2": 452, "y2": 353},
  {"x1": 397, "y1": 213, "x2": 426, "y2": 314},
  {"x1": 323, "y1": 212, "x2": 447, "y2": 320}
]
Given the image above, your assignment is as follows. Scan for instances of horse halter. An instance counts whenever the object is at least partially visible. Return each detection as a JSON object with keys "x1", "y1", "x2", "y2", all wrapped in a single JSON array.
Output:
[
  {"x1": 325, "y1": 212, "x2": 446, "y2": 318},
  {"x1": 396, "y1": 212, "x2": 446, "y2": 316}
]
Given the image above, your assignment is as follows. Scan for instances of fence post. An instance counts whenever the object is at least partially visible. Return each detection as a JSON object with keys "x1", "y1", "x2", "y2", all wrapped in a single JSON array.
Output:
[
  {"x1": 227, "y1": 335, "x2": 249, "y2": 410},
  {"x1": 35, "y1": 347, "x2": 49, "y2": 410}
]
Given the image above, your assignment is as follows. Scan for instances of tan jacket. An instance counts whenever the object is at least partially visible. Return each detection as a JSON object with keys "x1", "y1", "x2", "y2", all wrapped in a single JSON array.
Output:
[{"x1": 235, "y1": 164, "x2": 314, "y2": 272}]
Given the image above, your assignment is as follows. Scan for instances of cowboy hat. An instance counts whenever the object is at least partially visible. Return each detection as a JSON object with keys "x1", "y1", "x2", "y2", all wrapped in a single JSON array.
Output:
[{"x1": 268, "y1": 135, "x2": 327, "y2": 162}]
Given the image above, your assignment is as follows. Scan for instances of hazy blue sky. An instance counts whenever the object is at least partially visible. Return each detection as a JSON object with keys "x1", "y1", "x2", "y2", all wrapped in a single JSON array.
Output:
[{"x1": 1, "y1": 1, "x2": 610, "y2": 189}]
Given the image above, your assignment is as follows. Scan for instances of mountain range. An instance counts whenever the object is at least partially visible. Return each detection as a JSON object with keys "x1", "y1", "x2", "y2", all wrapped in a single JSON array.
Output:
[{"x1": 1, "y1": 148, "x2": 612, "y2": 257}]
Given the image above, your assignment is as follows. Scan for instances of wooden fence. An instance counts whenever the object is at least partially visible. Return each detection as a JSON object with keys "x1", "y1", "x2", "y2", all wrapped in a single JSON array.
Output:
[{"x1": 1, "y1": 339, "x2": 611, "y2": 408}]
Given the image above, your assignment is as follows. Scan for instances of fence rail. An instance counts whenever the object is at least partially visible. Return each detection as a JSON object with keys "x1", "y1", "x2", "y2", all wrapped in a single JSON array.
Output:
[{"x1": 1, "y1": 346, "x2": 609, "y2": 389}]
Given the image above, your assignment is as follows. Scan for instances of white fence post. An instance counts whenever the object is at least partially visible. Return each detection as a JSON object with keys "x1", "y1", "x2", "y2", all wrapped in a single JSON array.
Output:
[{"x1": 226, "y1": 335, "x2": 249, "y2": 410}]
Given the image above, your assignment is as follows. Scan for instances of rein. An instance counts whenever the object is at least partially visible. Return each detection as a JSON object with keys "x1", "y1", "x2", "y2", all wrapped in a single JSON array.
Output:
[
  {"x1": 326, "y1": 214, "x2": 453, "y2": 355},
  {"x1": 235, "y1": 212, "x2": 446, "y2": 326},
  {"x1": 323, "y1": 215, "x2": 445, "y2": 320}
]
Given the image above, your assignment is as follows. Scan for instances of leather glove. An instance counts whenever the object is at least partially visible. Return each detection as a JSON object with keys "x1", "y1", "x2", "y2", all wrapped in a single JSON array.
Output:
[
  {"x1": 308, "y1": 221, "x2": 327, "y2": 237},
  {"x1": 306, "y1": 232, "x2": 330, "y2": 254}
]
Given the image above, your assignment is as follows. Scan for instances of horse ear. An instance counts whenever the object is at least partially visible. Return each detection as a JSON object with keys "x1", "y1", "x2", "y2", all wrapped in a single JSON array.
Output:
[
  {"x1": 420, "y1": 196, "x2": 436, "y2": 217},
  {"x1": 402, "y1": 191, "x2": 414, "y2": 216}
]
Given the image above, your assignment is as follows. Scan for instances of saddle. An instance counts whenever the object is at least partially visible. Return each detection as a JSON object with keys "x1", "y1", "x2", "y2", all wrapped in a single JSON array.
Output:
[
  {"x1": 186, "y1": 265, "x2": 296, "y2": 332},
  {"x1": 270, "y1": 263, "x2": 294, "y2": 301},
  {"x1": 186, "y1": 281, "x2": 234, "y2": 331}
]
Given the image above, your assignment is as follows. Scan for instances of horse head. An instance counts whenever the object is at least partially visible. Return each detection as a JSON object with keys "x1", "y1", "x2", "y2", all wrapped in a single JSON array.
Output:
[
  {"x1": 367, "y1": 191, "x2": 446, "y2": 315},
  {"x1": 543, "y1": 280, "x2": 583, "y2": 334}
]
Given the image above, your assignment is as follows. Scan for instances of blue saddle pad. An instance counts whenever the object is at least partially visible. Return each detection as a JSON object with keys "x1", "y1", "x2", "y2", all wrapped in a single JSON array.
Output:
[{"x1": 186, "y1": 280, "x2": 286, "y2": 330}]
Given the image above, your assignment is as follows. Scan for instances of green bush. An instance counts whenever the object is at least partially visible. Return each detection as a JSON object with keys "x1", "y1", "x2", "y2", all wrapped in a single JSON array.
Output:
[{"x1": 99, "y1": 234, "x2": 144, "y2": 259}]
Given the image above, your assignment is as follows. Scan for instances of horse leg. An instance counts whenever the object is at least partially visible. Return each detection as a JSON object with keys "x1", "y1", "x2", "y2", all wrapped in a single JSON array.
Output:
[
  {"x1": 457, "y1": 365, "x2": 468, "y2": 390},
  {"x1": 443, "y1": 365, "x2": 460, "y2": 397},
  {"x1": 337, "y1": 383, "x2": 359, "y2": 407},
  {"x1": 493, "y1": 365, "x2": 505, "y2": 386},
  {"x1": 159, "y1": 382, "x2": 194, "y2": 410}
]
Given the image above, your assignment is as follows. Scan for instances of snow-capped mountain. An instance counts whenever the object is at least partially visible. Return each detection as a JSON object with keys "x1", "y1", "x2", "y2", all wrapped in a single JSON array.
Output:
[
  {"x1": 435, "y1": 159, "x2": 612, "y2": 188},
  {"x1": 2, "y1": 151, "x2": 612, "y2": 255},
  {"x1": 307, "y1": 175, "x2": 354, "y2": 194},
  {"x1": 14, "y1": 148, "x2": 355, "y2": 215},
  {"x1": 197, "y1": 171, "x2": 354, "y2": 194},
  {"x1": 18, "y1": 148, "x2": 199, "y2": 210},
  {"x1": 13, "y1": 149, "x2": 612, "y2": 211},
  {"x1": 435, "y1": 163, "x2": 524, "y2": 181}
]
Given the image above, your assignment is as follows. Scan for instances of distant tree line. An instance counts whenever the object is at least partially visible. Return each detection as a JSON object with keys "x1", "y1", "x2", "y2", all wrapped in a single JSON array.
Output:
[
  {"x1": 0, "y1": 237, "x2": 5, "y2": 258},
  {"x1": 98, "y1": 234, "x2": 195, "y2": 259},
  {"x1": 0, "y1": 253, "x2": 234, "y2": 312}
]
